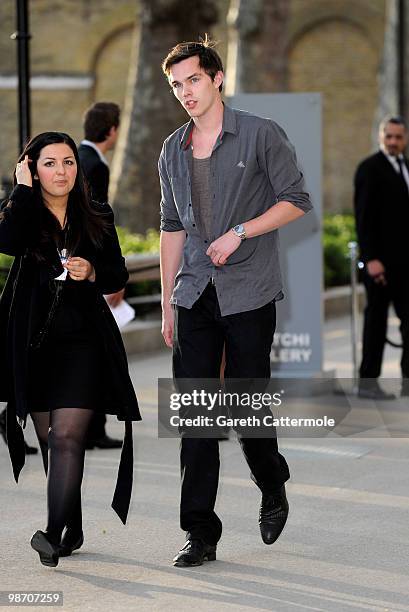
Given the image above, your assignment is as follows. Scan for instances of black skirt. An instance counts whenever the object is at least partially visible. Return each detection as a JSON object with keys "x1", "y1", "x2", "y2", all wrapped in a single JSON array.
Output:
[{"x1": 28, "y1": 280, "x2": 104, "y2": 412}]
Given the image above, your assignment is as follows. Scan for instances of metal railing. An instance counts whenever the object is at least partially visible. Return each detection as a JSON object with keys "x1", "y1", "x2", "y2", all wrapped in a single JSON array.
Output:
[
  {"x1": 124, "y1": 253, "x2": 160, "y2": 307},
  {"x1": 124, "y1": 253, "x2": 160, "y2": 283},
  {"x1": 348, "y1": 241, "x2": 361, "y2": 393}
]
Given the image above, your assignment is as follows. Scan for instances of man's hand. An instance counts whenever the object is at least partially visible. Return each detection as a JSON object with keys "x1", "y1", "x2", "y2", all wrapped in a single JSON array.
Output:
[
  {"x1": 206, "y1": 230, "x2": 241, "y2": 266},
  {"x1": 367, "y1": 259, "x2": 386, "y2": 285},
  {"x1": 65, "y1": 257, "x2": 95, "y2": 282},
  {"x1": 106, "y1": 288, "x2": 125, "y2": 308},
  {"x1": 15, "y1": 155, "x2": 33, "y2": 187},
  {"x1": 162, "y1": 305, "x2": 175, "y2": 348}
]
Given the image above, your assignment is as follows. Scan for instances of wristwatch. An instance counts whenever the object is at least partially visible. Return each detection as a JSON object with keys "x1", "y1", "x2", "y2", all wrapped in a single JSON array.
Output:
[{"x1": 231, "y1": 224, "x2": 247, "y2": 241}]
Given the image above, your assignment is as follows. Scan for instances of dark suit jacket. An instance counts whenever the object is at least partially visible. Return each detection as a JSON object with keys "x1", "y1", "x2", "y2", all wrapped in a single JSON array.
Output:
[
  {"x1": 354, "y1": 150, "x2": 409, "y2": 267},
  {"x1": 78, "y1": 143, "x2": 109, "y2": 204}
]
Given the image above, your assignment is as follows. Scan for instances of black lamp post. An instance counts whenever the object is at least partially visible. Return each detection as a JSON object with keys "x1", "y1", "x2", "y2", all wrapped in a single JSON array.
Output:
[{"x1": 11, "y1": 0, "x2": 31, "y2": 153}]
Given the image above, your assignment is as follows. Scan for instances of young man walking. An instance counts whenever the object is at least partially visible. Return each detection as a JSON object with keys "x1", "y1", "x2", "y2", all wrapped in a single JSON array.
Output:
[{"x1": 159, "y1": 39, "x2": 312, "y2": 567}]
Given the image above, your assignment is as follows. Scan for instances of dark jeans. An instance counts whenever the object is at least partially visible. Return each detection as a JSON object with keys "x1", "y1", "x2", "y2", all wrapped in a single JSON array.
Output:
[
  {"x1": 173, "y1": 283, "x2": 290, "y2": 545},
  {"x1": 360, "y1": 268, "x2": 409, "y2": 379}
]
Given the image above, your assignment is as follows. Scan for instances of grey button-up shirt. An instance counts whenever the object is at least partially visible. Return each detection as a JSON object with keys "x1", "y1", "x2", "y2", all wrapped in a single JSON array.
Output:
[{"x1": 159, "y1": 104, "x2": 312, "y2": 316}]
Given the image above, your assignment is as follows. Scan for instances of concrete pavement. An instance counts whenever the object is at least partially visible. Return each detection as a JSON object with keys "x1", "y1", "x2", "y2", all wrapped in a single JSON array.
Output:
[{"x1": 1, "y1": 313, "x2": 409, "y2": 611}]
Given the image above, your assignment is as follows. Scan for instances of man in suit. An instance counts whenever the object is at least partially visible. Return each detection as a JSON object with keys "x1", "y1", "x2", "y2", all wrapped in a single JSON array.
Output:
[
  {"x1": 79, "y1": 102, "x2": 123, "y2": 448},
  {"x1": 79, "y1": 102, "x2": 120, "y2": 205},
  {"x1": 354, "y1": 116, "x2": 409, "y2": 399}
]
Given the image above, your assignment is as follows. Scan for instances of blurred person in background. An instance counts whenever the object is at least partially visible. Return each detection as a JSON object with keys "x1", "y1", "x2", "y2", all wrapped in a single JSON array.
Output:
[
  {"x1": 79, "y1": 102, "x2": 124, "y2": 449},
  {"x1": 354, "y1": 116, "x2": 409, "y2": 399}
]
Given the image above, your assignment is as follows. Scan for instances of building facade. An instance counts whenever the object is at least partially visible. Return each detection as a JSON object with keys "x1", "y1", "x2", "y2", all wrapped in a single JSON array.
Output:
[{"x1": 0, "y1": 0, "x2": 386, "y2": 219}]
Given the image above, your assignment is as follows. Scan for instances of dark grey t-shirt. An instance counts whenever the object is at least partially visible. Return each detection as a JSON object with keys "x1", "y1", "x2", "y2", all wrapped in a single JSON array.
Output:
[
  {"x1": 190, "y1": 155, "x2": 212, "y2": 241},
  {"x1": 159, "y1": 104, "x2": 313, "y2": 316}
]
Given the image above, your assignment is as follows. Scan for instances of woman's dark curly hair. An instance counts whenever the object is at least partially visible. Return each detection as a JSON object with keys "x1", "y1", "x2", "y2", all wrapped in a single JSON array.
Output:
[{"x1": 12, "y1": 131, "x2": 109, "y2": 259}]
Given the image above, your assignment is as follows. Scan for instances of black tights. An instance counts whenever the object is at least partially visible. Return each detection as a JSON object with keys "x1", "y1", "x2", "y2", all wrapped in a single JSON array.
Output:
[{"x1": 31, "y1": 408, "x2": 93, "y2": 545}]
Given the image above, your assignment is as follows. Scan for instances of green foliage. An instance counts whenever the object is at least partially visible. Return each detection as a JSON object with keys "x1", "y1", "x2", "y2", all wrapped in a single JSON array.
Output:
[
  {"x1": 323, "y1": 213, "x2": 357, "y2": 287},
  {"x1": 126, "y1": 279, "x2": 161, "y2": 317},
  {"x1": 0, "y1": 253, "x2": 13, "y2": 292},
  {"x1": 0, "y1": 228, "x2": 160, "y2": 294},
  {"x1": 0, "y1": 253, "x2": 13, "y2": 268},
  {"x1": 126, "y1": 280, "x2": 161, "y2": 297},
  {"x1": 0, "y1": 219, "x2": 356, "y2": 294},
  {"x1": 116, "y1": 227, "x2": 160, "y2": 255}
]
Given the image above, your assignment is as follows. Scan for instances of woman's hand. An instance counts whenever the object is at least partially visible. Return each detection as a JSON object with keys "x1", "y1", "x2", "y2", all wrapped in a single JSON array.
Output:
[
  {"x1": 15, "y1": 155, "x2": 33, "y2": 187},
  {"x1": 65, "y1": 257, "x2": 95, "y2": 282},
  {"x1": 105, "y1": 288, "x2": 125, "y2": 307}
]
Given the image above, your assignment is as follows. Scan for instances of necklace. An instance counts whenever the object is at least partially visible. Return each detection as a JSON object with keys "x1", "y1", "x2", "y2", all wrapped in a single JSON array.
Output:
[{"x1": 55, "y1": 223, "x2": 70, "y2": 281}]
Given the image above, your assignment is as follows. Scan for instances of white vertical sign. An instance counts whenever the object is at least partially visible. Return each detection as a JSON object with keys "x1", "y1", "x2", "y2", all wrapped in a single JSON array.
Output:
[{"x1": 230, "y1": 93, "x2": 323, "y2": 376}]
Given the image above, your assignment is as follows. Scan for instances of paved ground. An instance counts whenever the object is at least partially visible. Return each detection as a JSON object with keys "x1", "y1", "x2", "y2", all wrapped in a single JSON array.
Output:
[{"x1": 1, "y1": 314, "x2": 409, "y2": 612}]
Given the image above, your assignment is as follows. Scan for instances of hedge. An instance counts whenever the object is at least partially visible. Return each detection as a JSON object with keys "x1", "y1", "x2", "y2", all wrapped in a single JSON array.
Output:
[{"x1": 323, "y1": 213, "x2": 357, "y2": 287}]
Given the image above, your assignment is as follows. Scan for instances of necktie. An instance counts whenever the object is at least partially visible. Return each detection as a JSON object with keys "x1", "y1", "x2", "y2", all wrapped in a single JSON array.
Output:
[{"x1": 396, "y1": 157, "x2": 409, "y2": 192}]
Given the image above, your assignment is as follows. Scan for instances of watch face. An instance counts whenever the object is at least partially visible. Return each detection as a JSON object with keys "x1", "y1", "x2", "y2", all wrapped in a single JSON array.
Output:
[{"x1": 232, "y1": 224, "x2": 246, "y2": 240}]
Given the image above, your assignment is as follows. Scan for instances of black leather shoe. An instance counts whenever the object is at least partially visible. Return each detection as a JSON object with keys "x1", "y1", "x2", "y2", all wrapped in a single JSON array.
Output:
[
  {"x1": 173, "y1": 539, "x2": 217, "y2": 567},
  {"x1": 358, "y1": 384, "x2": 395, "y2": 400},
  {"x1": 58, "y1": 529, "x2": 84, "y2": 557},
  {"x1": 86, "y1": 435, "x2": 122, "y2": 450},
  {"x1": 259, "y1": 485, "x2": 289, "y2": 545},
  {"x1": 30, "y1": 531, "x2": 60, "y2": 567}
]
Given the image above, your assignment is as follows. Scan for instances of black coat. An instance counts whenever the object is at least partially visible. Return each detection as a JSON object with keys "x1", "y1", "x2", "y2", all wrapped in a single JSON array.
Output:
[
  {"x1": 354, "y1": 151, "x2": 409, "y2": 267},
  {"x1": 78, "y1": 143, "x2": 109, "y2": 203},
  {"x1": 0, "y1": 184, "x2": 141, "y2": 523}
]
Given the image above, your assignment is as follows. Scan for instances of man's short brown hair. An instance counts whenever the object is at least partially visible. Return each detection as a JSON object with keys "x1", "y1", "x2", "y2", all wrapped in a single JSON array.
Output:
[
  {"x1": 83, "y1": 102, "x2": 120, "y2": 142},
  {"x1": 162, "y1": 35, "x2": 224, "y2": 92}
]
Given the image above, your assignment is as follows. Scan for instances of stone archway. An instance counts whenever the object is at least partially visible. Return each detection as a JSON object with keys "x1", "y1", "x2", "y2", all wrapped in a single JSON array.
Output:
[
  {"x1": 91, "y1": 24, "x2": 134, "y2": 107},
  {"x1": 289, "y1": 18, "x2": 379, "y2": 213},
  {"x1": 86, "y1": 24, "x2": 135, "y2": 172}
]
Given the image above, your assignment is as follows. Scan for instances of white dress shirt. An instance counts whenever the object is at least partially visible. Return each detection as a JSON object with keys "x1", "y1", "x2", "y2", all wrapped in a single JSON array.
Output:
[{"x1": 383, "y1": 151, "x2": 409, "y2": 190}]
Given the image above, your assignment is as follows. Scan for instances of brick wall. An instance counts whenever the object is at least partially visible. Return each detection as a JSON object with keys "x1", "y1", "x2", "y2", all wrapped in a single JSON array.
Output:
[{"x1": 0, "y1": 0, "x2": 385, "y2": 215}]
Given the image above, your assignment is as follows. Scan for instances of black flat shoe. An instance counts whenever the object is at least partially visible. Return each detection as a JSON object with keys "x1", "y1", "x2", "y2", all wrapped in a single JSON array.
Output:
[
  {"x1": 173, "y1": 539, "x2": 217, "y2": 567},
  {"x1": 59, "y1": 530, "x2": 84, "y2": 557},
  {"x1": 259, "y1": 485, "x2": 289, "y2": 545},
  {"x1": 30, "y1": 531, "x2": 60, "y2": 567}
]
